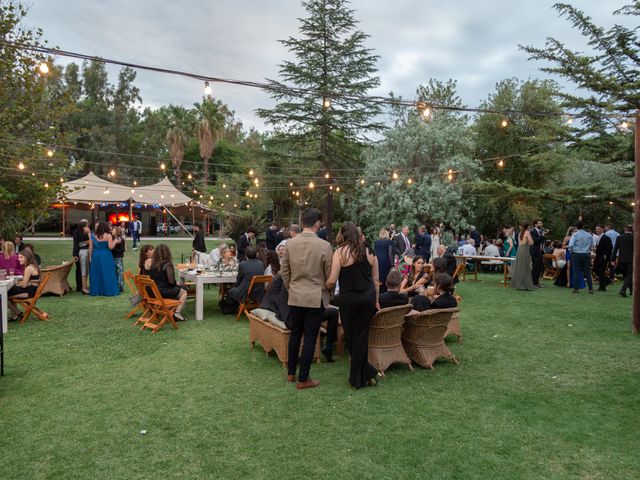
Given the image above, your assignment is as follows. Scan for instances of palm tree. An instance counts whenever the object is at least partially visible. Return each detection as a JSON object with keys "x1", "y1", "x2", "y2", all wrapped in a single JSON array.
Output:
[
  {"x1": 197, "y1": 118, "x2": 214, "y2": 185},
  {"x1": 166, "y1": 125, "x2": 185, "y2": 187}
]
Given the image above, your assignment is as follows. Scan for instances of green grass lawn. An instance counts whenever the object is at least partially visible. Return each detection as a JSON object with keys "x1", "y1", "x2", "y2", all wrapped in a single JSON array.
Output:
[{"x1": 1, "y1": 241, "x2": 638, "y2": 479}]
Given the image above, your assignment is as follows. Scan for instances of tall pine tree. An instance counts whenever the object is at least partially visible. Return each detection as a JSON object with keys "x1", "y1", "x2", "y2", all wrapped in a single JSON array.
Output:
[{"x1": 256, "y1": 0, "x2": 383, "y2": 237}]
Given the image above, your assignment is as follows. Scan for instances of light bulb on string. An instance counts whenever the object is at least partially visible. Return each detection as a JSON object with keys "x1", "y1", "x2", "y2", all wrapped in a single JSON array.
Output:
[
  {"x1": 407, "y1": 178, "x2": 413, "y2": 185},
  {"x1": 566, "y1": 115, "x2": 574, "y2": 125},
  {"x1": 31, "y1": 172, "x2": 35, "y2": 177},
  {"x1": 44, "y1": 181, "x2": 49, "y2": 188},
  {"x1": 131, "y1": 189, "x2": 135, "y2": 194},
  {"x1": 193, "y1": 189, "x2": 198, "y2": 194},
  {"x1": 245, "y1": 191, "x2": 250, "y2": 197},
  {"x1": 109, "y1": 169, "x2": 116, "y2": 177},
  {"x1": 324, "y1": 172, "x2": 330, "y2": 179},
  {"x1": 133, "y1": 180, "x2": 137, "y2": 186},
  {"x1": 160, "y1": 162, "x2": 166, "y2": 171},
  {"x1": 447, "y1": 169, "x2": 454, "y2": 181},
  {"x1": 225, "y1": 194, "x2": 229, "y2": 198},
  {"x1": 38, "y1": 61, "x2": 49, "y2": 75},
  {"x1": 289, "y1": 182, "x2": 294, "y2": 187},
  {"x1": 497, "y1": 159, "x2": 505, "y2": 168},
  {"x1": 421, "y1": 106, "x2": 432, "y2": 120},
  {"x1": 336, "y1": 186, "x2": 340, "y2": 192},
  {"x1": 254, "y1": 178, "x2": 259, "y2": 186},
  {"x1": 323, "y1": 97, "x2": 331, "y2": 110},
  {"x1": 187, "y1": 173, "x2": 193, "y2": 180},
  {"x1": 204, "y1": 81, "x2": 212, "y2": 97},
  {"x1": 18, "y1": 161, "x2": 25, "y2": 170},
  {"x1": 620, "y1": 120, "x2": 630, "y2": 130},
  {"x1": 59, "y1": 177, "x2": 64, "y2": 183},
  {"x1": 46, "y1": 148, "x2": 54, "y2": 158},
  {"x1": 249, "y1": 169, "x2": 254, "y2": 176},
  {"x1": 329, "y1": 185, "x2": 333, "y2": 191},
  {"x1": 392, "y1": 172, "x2": 398, "y2": 180},
  {"x1": 210, "y1": 195, "x2": 214, "y2": 200},
  {"x1": 309, "y1": 181, "x2": 315, "y2": 189},
  {"x1": 222, "y1": 183, "x2": 226, "y2": 188}
]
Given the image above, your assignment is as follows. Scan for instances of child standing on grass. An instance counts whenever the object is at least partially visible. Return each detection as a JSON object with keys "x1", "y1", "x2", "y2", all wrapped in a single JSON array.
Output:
[{"x1": 112, "y1": 225, "x2": 126, "y2": 292}]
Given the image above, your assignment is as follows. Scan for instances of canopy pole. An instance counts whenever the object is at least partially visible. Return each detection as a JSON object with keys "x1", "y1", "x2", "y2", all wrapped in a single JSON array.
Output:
[
  {"x1": 191, "y1": 202, "x2": 195, "y2": 230},
  {"x1": 129, "y1": 200, "x2": 133, "y2": 229},
  {"x1": 61, "y1": 202, "x2": 66, "y2": 238}
]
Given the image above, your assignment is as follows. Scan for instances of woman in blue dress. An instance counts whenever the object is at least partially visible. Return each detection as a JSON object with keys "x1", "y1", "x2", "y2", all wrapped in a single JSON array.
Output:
[
  {"x1": 373, "y1": 228, "x2": 394, "y2": 293},
  {"x1": 89, "y1": 221, "x2": 120, "y2": 296}
]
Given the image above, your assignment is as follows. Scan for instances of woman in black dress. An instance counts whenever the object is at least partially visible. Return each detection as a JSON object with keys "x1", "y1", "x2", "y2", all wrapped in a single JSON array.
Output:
[
  {"x1": 148, "y1": 244, "x2": 187, "y2": 321},
  {"x1": 8, "y1": 249, "x2": 40, "y2": 321},
  {"x1": 138, "y1": 244, "x2": 154, "y2": 275},
  {"x1": 327, "y1": 222, "x2": 381, "y2": 389},
  {"x1": 373, "y1": 228, "x2": 394, "y2": 293}
]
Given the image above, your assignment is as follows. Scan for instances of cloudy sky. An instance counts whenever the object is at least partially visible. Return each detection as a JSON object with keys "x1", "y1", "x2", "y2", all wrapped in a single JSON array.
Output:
[{"x1": 24, "y1": 0, "x2": 631, "y2": 131}]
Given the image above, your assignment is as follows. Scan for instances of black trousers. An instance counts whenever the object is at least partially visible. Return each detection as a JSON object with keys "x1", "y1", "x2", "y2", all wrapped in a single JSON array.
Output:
[
  {"x1": 593, "y1": 258, "x2": 609, "y2": 290},
  {"x1": 572, "y1": 253, "x2": 593, "y2": 290},
  {"x1": 323, "y1": 307, "x2": 339, "y2": 351},
  {"x1": 337, "y1": 292, "x2": 377, "y2": 388},
  {"x1": 75, "y1": 261, "x2": 82, "y2": 291},
  {"x1": 619, "y1": 262, "x2": 633, "y2": 294},
  {"x1": 531, "y1": 250, "x2": 543, "y2": 285},
  {"x1": 288, "y1": 305, "x2": 324, "y2": 381}
]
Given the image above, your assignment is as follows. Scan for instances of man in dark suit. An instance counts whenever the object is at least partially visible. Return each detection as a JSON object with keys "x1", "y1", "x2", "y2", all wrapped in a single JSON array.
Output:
[
  {"x1": 393, "y1": 225, "x2": 411, "y2": 258},
  {"x1": 379, "y1": 271, "x2": 409, "y2": 309},
  {"x1": 266, "y1": 223, "x2": 278, "y2": 250},
  {"x1": 593, "y1": 224, "x2": 612, "y2": 292},
  {"x1": 469, "y1": 226, "x2": 481, "y2": 249},
  {"x1": 192, "y1": 223, "x2": 207, "y2": 254},
  {"x1": 317, "y1": 223, "x2": 329, "y2": 241},
  {"x1": 414, "y1": 225, "x2": 432, "y2": 262},
  {"x1": 612, "y1": 224, "x2": 634, "y2": 297},
  {"x1": 228, "y1": 246, "x2": 266, "y2": 304},
  {"x1": 530, "y1": 219, "x2": 545, "y2": 287},
  {"x1": 237, "y1": 226, "x2": 257, "y2": 261}
]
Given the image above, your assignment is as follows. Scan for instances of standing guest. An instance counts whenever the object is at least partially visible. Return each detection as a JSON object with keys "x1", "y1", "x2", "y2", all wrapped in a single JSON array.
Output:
[
  {"x1": 530, "y1": 219, "x2": 545, "y2": 288},
  {"x1": 0, "y1": 241, "x2": 23, "y2": 275},
  {"x1": 568, "y1": 221, "x2": 594, "y2": 294},
  {"x1": 379, "y1": 270, "x2": 410, "y2": 308},
  {"x1": 388, "y1": 224, "x2": 397, "y2": 238},
  {"x1": 228, "y1": 246, "x2": 266, "y2": 306},
  {"x1": 373, "y1": 228, "x2": 394, "y2": 293},
  {"x1": 73, "y1": 219, "x2": 91, "y2": 293},
  {"x1": 511, "y1": 223, "x2": 536, "y2": 291},
  {"x1": 130, "y1": 216, "x2": 142, "y2": 250},
  {"x1": 266, "y1": 222, "x2": 279, "y2": 250},
  {"x1": 469, "y1": 226, "x2": 481, "y2": 249},
  {"x1": 264, "y1": 250, "x2": 280, "y2": 276},
  {"x1": 89, "y1": 221, "x2": 119, "y2": 297},
  {"x1": 275, "y1": 227, "x2": 285, "y2": 246},
  {"x1": 281, "y1": 208, "x2": 333, "y2": 389},
  {"x1": 148, "y1": 244, "x2": 187, "y2": 321},
  {"x1": 112, "y1": 225, "x2": 126, "y2": 292},
  {"x1": 237, "y1": 226, "x2": 256, "y2": 262},
  {"x1": 192, "y1": 223, "x2": 207, "y2": 255},
  {"x1": 604, "y1": 223, "x2": 620, "y2": 283},
  {"x1": 8, "y1": 249, "x2": 40, "y2": 321},
  {"x1": 138, "y1": 244, "x2": 154, "y2": 275},
  {"x1": 327, "y1": 221, "x2": 380, "y2": 389},
  {"x1": 430, "y1": 226, "x2": 441, "y2": 260},
  {"x1": 414, "y1": 225, "x2": 432, "y2": 262},
  {"x1": 209, "y1": 243, "x2": 227, "y2": 266},
  {"x1": 289, "y1": 224, "x2": 301, "y2": 238},
  {"x1": 593, "y1": 224, "x2": 612, "y2": 292},
  {"x1": 393, "y1": 225, "x2": 411, "y2": 259},
  {"x1": 612, "y1": 225, "x2": 634, "y2": 297},
  {"x1": 14, "y1": 235, "x2": 24, "y2": 252},
  {"x1": 399, "y1": 256, "x2": 428, "y2": 297},
  {"x1": 504, "y1": 227, "x2": 517, "y2": 258},
  {"x1": 317, "y1": 223, "x2": 329, "y2": 241}
]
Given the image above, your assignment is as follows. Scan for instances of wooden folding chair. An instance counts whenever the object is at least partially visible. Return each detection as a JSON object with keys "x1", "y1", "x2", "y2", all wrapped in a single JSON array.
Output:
[
  {"x1": 124, "y1": 271, "x2": 145, "y2": 320},
  {"x1": 543, "y1": 254, "x2": 559, "y2": 280},
  {"x1": 135, "y1": 275, "x2": 181, "y2": 333},
  {"x1": 133, "y1": 275, "x2": 155, "y2": 327},
  {"x1": 13, "y1": 272, "x2": 51, "y2": 323},
  {"x1": 453, "y1": 263, "x2": 466, "y2": 282},
  {"x1": 236, "y1": 275, "x2": 272, "y2": 321}
]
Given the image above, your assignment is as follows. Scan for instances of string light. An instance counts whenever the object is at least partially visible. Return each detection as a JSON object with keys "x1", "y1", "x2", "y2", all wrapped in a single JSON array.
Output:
[
  {"x1": 44, "y1": 181, "x2": 49, "y2": 188},
  {"x1": 254, "y1": 178, "x2": 259, "y2": 186},
  {"x1": 109, "y1": 169, "x2": 116, "y2": 177},
  {"x1": 38, "y1": 61, "x2": 49, "y2": 75},
  {"x1": 133, "y1": 180, "x2": 137, "y2": 186},
  {"x1": 360, "y1": 178, "x2": 365, "y2": 185},
  {"x1": 324, "y1": 172, "x2": 330, "y2": 179},
  {"x1": 222, "y1": 183, "x2": 226, "y2": 188},
  {"x1": 225, "y1": 194, "x2": 229, "y2": 198},
  {"x1": 407, "y1": 178, "x2": 413, "y2": 185},
  {"x1": 289, "y1": 182, "x2": 294, "y2": 187},
  {"x1": 323, "y1": 97, "x2": 331, "y2": 109},
  {"x1": 131, "y1": 189, "x2": 135, "y2": 194},
  {"x1": 447, "y1": 169, "x2": 454, "y2": 181},
  {"x1": 392, "y1": 172, "x2": 398, "y2": 180},
  {"x1": 193, "y1": 189, "x2": 198, "y2": 194},
  {"x1": 249, "y1": 169, "x2": 254, "y2": 176},
  {"x1": 329, "y1": 185, "x2": 333, "y2": 190},
  {"x1": 210, "y1": 195, "x2": 214, "y2": 200},
  {"x1": 18, "y1": 161, "x2": 25, "y2": 170},
  {"x1": 421, "y1": 106, "x2": 432, "y2": 119},
  {"x1": 59, "y1": 177, "x2": 64, "y2": 183},
  {"x1": 620, "y1": 120, "x2": 629, "y2": 130},
  {"x1": 46, "y1": 148, "x2": 54, "y2": 158},
  {"x1": 336, "y1": 186, "x2": 340, "y2": 192},
  {"x1": 31, "y1": 172, "x2": 35, "y2": 176},
  {"x1": 187, "y1": 173, "x2": 193, "y2": 180},
  {"x1": 501, "y1": 119, "x2": 508, "y2": 128},
  {"x1": 309, "y1": 181, "x2": 315, "y2": 189},
  {"x1": 566, "y1": 115, "x2": 574, "y2": 125},
  {"x1": 160, "y1": 162, "x2": 166, "y2": 170},
  {"x1": 204, "y1": 81, "x2": 212, "y2": 97},
  {"x1": 497, "y1": 159, "x2": 505, "y2": 168},
  {"x1": 245, "y1": 191, "x2": 250, "y2": 196}
]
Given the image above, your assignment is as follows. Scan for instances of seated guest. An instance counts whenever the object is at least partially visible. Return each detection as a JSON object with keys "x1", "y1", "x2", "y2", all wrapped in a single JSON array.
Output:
[
  {"x1": 8, "y1": 249, "x2": 40, "y2": 321},
  {"x1": 0, "y1": 241, "x2": 23, "y2": 275},
  {"x1": 148, "y1": 244, "x2": 187, "y2": 321},
  {"x1": 396, "y1": 248, "x2": 415, "y2": 277},
  {"x1": 412, "y1": 273, "x2": 458, "y2": 311},
  {"x1": 259, "y1": 273, "x2": 339, "y2": 362},
  {"x1": 220, "y1": 247, "x2": 238, "y2": 269},
  {"x1": 138, "y1": 244, "x2": 154, "y2": 275},
  {"x1": 379, "y1": 270, "x2": 409, "y2": 308},
  {"x1": 257, "y1": 244, "x2": 269, "y2": 269},
  {"x1": 264, "y1": 250, "x2": 280, "y2": 276},
  {"x1": 209, "y1": 243, "x2": 227, "y2": 266},
  {"x1": 399, "y1": 255, "x2": 428, "y2": 297},
  {"x1": 14, "y1": 235, "x2": 24, "y2": 252},
  {"x1": 481, "y1": 240, "x2": 503, "y2": 272},
  {"x1": 22, "y1": 243, "x2": 41, "y2": 266},
  {"x1": 460, "y1": 238, "x2": 477, "y2": 256},
  {"x1": 551, "y1": 241, "x2": 566, "y2": 269},
  {"x1": 436, "y1": 244, "x2": 458, "y2": 279},
  {"x1": 228, "y1": 244, "x2": 237, "y2": 258},
  {"x1": 228, "y1": 246, "x2": 266, "y2": 305}
]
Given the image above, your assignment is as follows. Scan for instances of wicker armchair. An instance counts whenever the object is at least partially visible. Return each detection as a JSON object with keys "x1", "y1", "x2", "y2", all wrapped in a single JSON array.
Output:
[
  {"x1": 368, "y1": 304, "x2": 413, "y2": 373},
  {"x1": 40, "y1": 259, "x2": 76, "y2": 297},
  {"x1": 247, "y1": 310, "x2": 320, "y2": 368},
  {"x1": 402, "y1": 308, "x2": 460, "y2": 369}
]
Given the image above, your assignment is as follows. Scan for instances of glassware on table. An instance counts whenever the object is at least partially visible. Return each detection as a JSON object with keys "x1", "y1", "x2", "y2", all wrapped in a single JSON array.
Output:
[{"x1": 0, "y1": 269, "x2": 6, "y2": 280}]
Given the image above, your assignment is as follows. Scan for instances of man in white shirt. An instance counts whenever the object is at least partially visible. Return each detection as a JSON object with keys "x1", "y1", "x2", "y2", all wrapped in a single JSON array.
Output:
[
  {"x1": 130, "y1": 216, "x2": 142, "y2": 250},
  {"x1": 461, "y1": 238, "x2": 477, "y2": 256}
]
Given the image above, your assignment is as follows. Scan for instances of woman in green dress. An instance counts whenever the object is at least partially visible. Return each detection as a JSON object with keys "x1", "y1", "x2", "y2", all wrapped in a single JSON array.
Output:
[{"x1": 511, "y1": 223, "x2": 535, "y2": 291}]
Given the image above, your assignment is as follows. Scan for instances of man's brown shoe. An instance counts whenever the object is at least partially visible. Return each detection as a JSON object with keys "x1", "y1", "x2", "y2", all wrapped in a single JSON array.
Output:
[
  {"x1": 296, "y1": 379, "x2": 320, "y2": 389},
  {"x1": 287, "y1": 375, "x2": 296, "y2": 383}
]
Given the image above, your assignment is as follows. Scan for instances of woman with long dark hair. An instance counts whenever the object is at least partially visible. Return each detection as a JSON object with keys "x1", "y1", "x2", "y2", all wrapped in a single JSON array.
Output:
[
  {"x1": 138, "y1": 244, "x2": 154, "y2": 275},
  {"x1": 511, "y1": 222, "x2": 535, "y2": 291},
  {"x1": 8, "y1": 249, "x2": 40, "y2": 321},
  {"x1": 326, "y1": 222, "x2": 381, "y2": 389},
  {"x1": 149, "y1": 244, "x2": 187, "y2": 321},
  {"x1": 89, "y1": 221, "x2": 119, "y2": 296},
  {"x1": 399, "y1": 255, "x2": 428, "y2": 297}
]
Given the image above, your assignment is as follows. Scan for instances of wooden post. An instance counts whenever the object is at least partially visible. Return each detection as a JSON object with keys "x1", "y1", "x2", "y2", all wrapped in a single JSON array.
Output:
[
  {"x1": 61, "y1": 201, "x2": 66, "y2": 238},
  {"x1": 191, "y1": 202, "x2": 195, "y2": 229},
  {"x1": 633, "y1": 110, "x2": 640, "y2": 334}
]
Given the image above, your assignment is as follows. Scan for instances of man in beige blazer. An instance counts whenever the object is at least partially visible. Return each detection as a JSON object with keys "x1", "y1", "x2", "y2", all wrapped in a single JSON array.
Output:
[{"x1": 280, "y1": 208, "x2": 333, "y2": 389}]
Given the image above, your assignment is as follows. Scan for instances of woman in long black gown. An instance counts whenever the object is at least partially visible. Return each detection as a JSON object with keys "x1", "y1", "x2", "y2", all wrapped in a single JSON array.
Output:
[{"x1": 327, "y1": 222, "x2": 381, "y2": 389}]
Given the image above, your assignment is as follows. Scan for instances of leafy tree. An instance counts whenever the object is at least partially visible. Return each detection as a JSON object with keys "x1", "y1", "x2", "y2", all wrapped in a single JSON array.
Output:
[
  {"x1": 256, "y1": 0, "x2": 384, "y2": 237},
  {"x1": 343, "y1": 80, "x2": 479, "y2": 236},
  {"x1": 521, "y1": 2, "x2": 638, "y2": 164}
]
